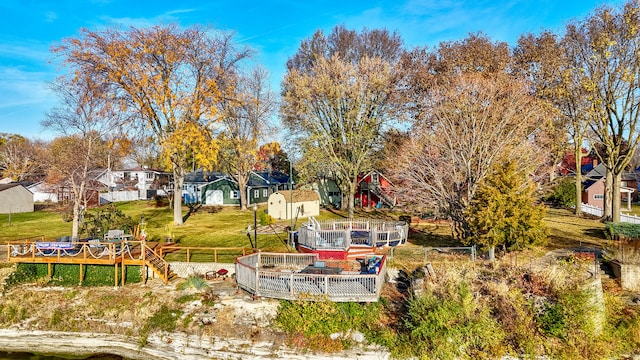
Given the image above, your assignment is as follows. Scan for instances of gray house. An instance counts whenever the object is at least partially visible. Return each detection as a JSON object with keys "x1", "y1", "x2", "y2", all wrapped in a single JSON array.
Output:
[{"x1": 0, "y1": 183, "x2": 34, "y2": 214}]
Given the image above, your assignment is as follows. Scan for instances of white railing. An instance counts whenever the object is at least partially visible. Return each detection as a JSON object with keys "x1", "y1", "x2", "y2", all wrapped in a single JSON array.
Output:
[
  {"x1": 581, "y1": 203, "x2": 640, "y2": 224},
  {"x1": 296, "y1": 218, "x2": 409, "y2": 251},
  {"x1": 235, "y1": 252, "x2": 386, "y2": 302}
]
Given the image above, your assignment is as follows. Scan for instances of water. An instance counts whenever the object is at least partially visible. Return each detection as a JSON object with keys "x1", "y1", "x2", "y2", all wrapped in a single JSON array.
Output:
[{"x1": 0, "y1": 352, "x2": 124, "y2": 360}]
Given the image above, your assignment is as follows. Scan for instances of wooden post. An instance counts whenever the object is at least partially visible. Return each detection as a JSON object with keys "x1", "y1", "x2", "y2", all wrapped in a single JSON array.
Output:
[
  {"x1": 79, "y1": 263, "x2": 83, "y2": 284},
  {"x1": 214, "y1": 249, "x2": 218, "y2": 263},
  {"x1": 187, "y1": 249, "x2": 190, "y2": 263},
  {"x1": 114, "y1": 262, "x2": 118, "y2": 287},
  {"x1": 121, "y1": 263, "x2": 125, "y2": 286},
  {"x1": 47, "y1": 263, "x2": 52, "y2": 278}
]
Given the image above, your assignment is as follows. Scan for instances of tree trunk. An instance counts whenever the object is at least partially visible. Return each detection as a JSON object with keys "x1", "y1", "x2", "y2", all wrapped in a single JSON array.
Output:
[
  {"x1": 574, "y1": 146, "x2": 583, "y2": 216},
  {"x1": 612, "y1": 172, "x2": 622, "y2": 223},
  {"x1": 604, "y1": 170, "x2": 613, "y2": 222},
  {"x1": 488, "y1": 245, "x2": 495, "y2": 261},
  {"x1": 238, "y1": 171, "x2": 248, "y2": 211},
  {"x1": 173, "y1": 167, "x2": 184, "y2": 226},
  {"x1": 347, "y1": 181, "x2": 357, "y2": 218}
]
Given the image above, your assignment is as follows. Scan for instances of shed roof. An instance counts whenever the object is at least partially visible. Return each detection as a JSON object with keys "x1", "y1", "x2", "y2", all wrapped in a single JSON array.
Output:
[{"x1": 274, "y1": 189, "x2": 320, "y2": 203}]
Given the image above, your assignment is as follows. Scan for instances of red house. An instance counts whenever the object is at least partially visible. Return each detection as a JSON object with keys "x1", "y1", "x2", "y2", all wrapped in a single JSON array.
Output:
[{"x1": 356, "y1": 170, "x2": 396, "y2": 208}]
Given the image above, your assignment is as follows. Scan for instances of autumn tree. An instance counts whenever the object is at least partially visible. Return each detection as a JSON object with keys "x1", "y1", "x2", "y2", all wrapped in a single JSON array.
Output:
[
  {"x1": 43, "y1": 75, "x2": 121, "y2": 239},
  {"x1": 54, "y1": 25, "x2": 251, "y2": 225},
  {"x1": 254, "y1": 142, "x2": 291, "y2": 173},
  {"x1": 0, "y1": 134, "x2": 46, "y2": 182},
  {"x1": 215, "y1": 66, "x2": 276, "y2": 210},
  {"x1": 391, "y1": 73, "x2": 549, "y2": 239},
  {"x1": 466, "y1": 160, "x2": 547, "y2": 260},
  {"x1": 564, "y1": 1, "x2": 640, "y2": 222},
  {"x1": 281, "y1": 26, "x2": 405, "y2": 217},
  {"x1": 515, "y1": 31, "x2": 592, "y2": 216}
]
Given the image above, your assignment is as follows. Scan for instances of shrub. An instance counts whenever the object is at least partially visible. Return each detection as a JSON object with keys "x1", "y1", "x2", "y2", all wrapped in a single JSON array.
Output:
[
  {"x1": 605, "y1": 222, "x2": 640, "y2": 240},
  {"x1": 396, "y1": 281, "x2": 505, "y2": 359},
  {"x1": 274, "y1": 299, "x2": 384, "y2": 352},
  {"x1": 176, "y1": 276, "x2": 208, "y2": 291},
  {"x1": 546, "y1": 178, "x2": 577, "y2": 209},
  {"x1": 259, "y1": 212, "x2": 275, "y2": 226}
]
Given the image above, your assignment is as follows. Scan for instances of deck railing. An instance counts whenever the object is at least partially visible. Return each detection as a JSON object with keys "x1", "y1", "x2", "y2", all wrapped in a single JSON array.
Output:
[
  {"x1": 235, "y1": 252, "x2": 387, "y2": 302},
  {"x1": 7, "y1": 239, "x2": 144, "y2": 263},
  {"x1": 296, "y1": 217, "x2": 409, "y2": 251}
]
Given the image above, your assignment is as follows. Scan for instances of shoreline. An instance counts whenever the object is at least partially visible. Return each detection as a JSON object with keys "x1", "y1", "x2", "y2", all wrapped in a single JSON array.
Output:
[{"x1": 0, "y1": 329, "x2": 390, "y2": 360}]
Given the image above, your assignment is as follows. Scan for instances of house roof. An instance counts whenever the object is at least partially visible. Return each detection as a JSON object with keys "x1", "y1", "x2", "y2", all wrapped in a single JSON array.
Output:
[
  {"x1": 583, "y1": 163, "x2": 637, "y2": 182},
  {"x1": 273, "y1": 189, "x2": 320, "y2": 203},
  {"x1": 120, "y1": 167, "x2": 169, "y2": 174},
  {"x1": 0, "y1": 183, "x2": 30, "y2": 193},
  {"x1": 184, "y1": 170, "x2": 228, "y2": 183}
]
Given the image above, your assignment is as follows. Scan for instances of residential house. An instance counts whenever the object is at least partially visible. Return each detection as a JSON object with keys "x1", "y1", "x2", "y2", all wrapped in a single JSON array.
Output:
[
  {"x1": 581, "y1": 164, "x2": 638, "y2": 210},
  {"x1": 356, "y1": 170, "x2": 396, "y2": 208},
  {"x1": 268, "y1": 189, "x2": 320, "y2": 220},
  {"x1": 0, "y1": 183, "x2": 34, "y2": 213},
  {"x1": 98, "y1": 167, "x2": 171, "y2": 201},
  {"x1": 558, "y1": 149, "x2": 599, "y2": 176},
  {"x1": 27, "y1": 181, "x2": 58, "y2": 203},
  {"x1": 305, "y1": 177, "x2": 342, "y2": 209},
  {"x1": 183, "y1": 170, "x2": 293, "y2": 206}
]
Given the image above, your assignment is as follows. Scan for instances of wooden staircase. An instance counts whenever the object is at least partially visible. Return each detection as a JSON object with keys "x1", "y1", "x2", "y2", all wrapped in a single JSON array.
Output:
[
  {"x1": 143, "y1": 244, "x2": 177, "y2": 284},
  {"x1": 346, "y1": 246, "x2": 383, "y2": 260}
]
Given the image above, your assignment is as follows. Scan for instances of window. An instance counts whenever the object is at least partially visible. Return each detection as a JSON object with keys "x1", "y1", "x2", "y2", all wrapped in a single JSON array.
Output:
[
  {"x1": 230, "y1": 190, "x2": 239, "y2": 199},
  {"x1": 146, "y1": 172, "x2": 154, "y2": 180},
  {"x1": 594, "y1": 194, "x2": 604, "y2": 200},
  {"x1": 254, "y1": 190, "x2": 260, "y2": 198},
  {"x1": 263, "y1": 189, "x2": 268, "y2": 197},
  {"x1": 372, "y1": 173, "x2": 379, "y2": 183}
]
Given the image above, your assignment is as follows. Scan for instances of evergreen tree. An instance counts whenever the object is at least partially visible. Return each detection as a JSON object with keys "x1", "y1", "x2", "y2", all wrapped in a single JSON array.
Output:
[{"x1": 466, "y1": 160, "x2": 547, "y2": 260}]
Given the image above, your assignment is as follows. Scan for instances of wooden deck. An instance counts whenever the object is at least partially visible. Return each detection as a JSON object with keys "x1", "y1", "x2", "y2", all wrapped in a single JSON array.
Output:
[
  {"x1": 6, "y1": 240, "x2": 174, "y2": 285},
  {"x1": 235, "y1": 252, "x2": 387, "y2": 302}
]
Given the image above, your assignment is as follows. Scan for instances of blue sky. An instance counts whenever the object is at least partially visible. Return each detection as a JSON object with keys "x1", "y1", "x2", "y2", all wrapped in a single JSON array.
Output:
[{"x1": 0, "y1": 0, "x2": 626, "y2": 140}]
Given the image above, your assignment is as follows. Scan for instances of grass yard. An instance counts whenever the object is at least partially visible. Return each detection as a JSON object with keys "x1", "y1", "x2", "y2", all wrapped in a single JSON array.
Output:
[
  {"x1": 0, "y1": 201, "x2": 611, "y2": 259},
  {"x1": 0, "y1": 201, "x2": 348, "y2": 254}
]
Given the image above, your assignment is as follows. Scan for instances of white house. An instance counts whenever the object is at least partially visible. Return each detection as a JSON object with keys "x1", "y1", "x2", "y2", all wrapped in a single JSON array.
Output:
[
  {"x1": 268, "y1": 190, "x2": 320, "y2": 220},
  {"x1": 27, "y1": 181, "x2": 58, "y2": 203},
  {"x1": 0, "y1": 184, "x2": 34, "y2": 213}
]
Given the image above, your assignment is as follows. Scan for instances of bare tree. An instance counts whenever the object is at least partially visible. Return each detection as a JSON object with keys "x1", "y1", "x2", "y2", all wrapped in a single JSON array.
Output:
[
  {"x1": 281, "y1": 26, "x2": 405, "y2": 217},
  {"x1": 514, "y1": 31, "x2": 591, "y2": 215},
  {"x1": 43, "y1": 75, "x2": 123, "y2": 238},
  {"x1": 215, "y1": 65, "x2": 277, "y2": 210},
  {"x1": 391, "y1": 73, "x2": 549, "y2": 239}
]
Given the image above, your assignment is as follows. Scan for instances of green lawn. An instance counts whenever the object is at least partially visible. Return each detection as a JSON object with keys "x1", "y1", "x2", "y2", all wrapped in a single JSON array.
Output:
[
  {"x1": 0, "y1": 201, "x2": 346, "y2": 253},
  {"x1": 0, "y1": 202, "x2": 610, "y2": 257}
]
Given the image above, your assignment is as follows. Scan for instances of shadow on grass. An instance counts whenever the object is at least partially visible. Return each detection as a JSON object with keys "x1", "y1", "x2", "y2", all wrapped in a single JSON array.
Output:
[{"x1": 408, "y1": 226, "x2": 463, "y2": 247}]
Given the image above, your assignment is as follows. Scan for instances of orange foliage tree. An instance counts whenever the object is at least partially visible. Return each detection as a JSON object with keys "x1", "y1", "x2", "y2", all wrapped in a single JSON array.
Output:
[{"x1": 53, "y1": 25, "x2": 251, "y2": 225}]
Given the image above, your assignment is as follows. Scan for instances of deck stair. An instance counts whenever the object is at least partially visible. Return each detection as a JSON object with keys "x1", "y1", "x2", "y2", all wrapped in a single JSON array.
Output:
[
  {"x1": 143, "y1": 244, "x2": 177, "y2": 283},
  {"x1": 346, "y1": 246, "x2": 383, "y2": 261},
  {"x1": 369, "y1": 182, "x2": 396, "y2": 208}
]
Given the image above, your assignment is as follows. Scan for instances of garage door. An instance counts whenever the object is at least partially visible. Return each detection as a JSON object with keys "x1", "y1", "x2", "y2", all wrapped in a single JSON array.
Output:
[{"x1": 205, "y1": 190, "x2": 223, "y2": 205}]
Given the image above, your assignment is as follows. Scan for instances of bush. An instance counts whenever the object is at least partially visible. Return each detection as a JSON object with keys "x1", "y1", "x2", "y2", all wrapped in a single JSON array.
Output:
[
  {"x1": 259, "y1": 212, "x2": 275, "y2": 226},
  {"x1": 546, "y1": 178, "x2": 577, "y2": 209},
  {"x1": 274, "y1": 299, "x2": 384, "y2": 352},
  {"x1": 605, "y1": 222, "x2": 640, "y2": 240},
  {"x1": 396, "y1": 281, "x2": 505, "y2": 359}
]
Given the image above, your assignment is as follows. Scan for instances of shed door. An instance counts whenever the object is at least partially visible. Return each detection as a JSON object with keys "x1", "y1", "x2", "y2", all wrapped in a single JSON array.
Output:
[{"x1": 205, "y1": 190, "x2": 223, "y2": 205}]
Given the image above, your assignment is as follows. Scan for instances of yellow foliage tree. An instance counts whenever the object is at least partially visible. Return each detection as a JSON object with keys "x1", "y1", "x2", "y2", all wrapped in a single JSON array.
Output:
[{"x1": 54, "y1": 25, "x2": 251, "y2": 225}]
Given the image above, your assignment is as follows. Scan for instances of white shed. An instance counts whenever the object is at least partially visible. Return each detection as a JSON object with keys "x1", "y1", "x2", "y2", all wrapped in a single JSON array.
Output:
[
  {"x1": 0, "y1": 184, "x2": 34, "y2": 214},
  {"x1": 268, "y1": 190, "x2": 320, "y2": 220}
]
